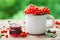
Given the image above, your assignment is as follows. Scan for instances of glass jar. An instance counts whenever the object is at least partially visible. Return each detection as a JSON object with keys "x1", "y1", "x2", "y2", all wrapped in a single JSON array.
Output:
[{"x1": 9, "y1": 23, "x2": 22, "y2": 37}]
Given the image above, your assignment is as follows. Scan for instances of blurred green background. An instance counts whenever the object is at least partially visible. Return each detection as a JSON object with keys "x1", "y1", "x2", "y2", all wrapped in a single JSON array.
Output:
[{"x1": 0, "y1": 0, "x2": 60, "y2": 19}]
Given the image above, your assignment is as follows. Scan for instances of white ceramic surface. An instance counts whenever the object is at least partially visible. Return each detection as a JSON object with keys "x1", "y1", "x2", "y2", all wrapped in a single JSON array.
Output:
[{"x1": 26, "y1": 14, "x2": 55, "y2": 34}]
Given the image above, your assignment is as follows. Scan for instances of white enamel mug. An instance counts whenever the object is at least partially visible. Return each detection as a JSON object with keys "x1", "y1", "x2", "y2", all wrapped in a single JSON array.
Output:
[{"x1": 26, "y1": 14, "x2": 55, "y2": 34}]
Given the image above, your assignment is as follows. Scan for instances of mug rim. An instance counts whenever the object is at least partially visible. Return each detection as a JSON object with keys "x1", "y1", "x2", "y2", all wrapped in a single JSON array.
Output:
[{"x1": 26, "y1": 14, "x2": 48, "y2": 16}]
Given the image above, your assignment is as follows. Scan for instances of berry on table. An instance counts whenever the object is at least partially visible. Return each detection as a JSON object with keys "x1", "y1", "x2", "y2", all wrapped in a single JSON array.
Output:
[
  {"x1": 5, "y1": 35, "x2": 8, "y2": 38},
  {"x1": 52, "y1": 31, "x2": 56, "y2": 34},
  {"x1": 55, "y1": 21, "x2": 60, "y2": 25},
  {"x1": 20, "y1": 32, "x2": 28, "y2": 37},
  {"x1": 1, "y1": 30, "x2": 7, "y2": 33}
]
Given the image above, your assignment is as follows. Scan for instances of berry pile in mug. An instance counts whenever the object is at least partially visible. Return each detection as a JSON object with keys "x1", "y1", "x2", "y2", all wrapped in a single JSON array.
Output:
[{"x1": 25, "y1": 4, "x2": 50, "y2": 15}]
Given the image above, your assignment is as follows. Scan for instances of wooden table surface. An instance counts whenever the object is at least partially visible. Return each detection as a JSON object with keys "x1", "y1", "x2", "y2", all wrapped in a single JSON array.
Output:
[
  {"x1": 1, "y1": 34, "x2": 60, "y2": 40},
  {"x1": 0, "y1": 20, "x2": 60, "y2": 40}
]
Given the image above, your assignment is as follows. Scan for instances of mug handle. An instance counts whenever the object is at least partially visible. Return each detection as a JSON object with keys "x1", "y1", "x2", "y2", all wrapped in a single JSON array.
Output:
[{"x1": 47, "y1": 14, "x2": 55, "y2": 28}]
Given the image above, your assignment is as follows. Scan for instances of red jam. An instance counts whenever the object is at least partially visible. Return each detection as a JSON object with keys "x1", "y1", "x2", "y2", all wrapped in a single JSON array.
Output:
[{"x1": 9, "y1": 23, "x2": 22, "y2": 37}]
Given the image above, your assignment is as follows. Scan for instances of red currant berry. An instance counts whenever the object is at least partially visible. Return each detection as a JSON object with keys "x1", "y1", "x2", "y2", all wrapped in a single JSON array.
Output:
[
  {"x1": 56, "y1": 25, "x2": 58, "y2": 28},
  {"x1": 25, "y1": 11, "x2": 30, "y2": 14},
  {"x1": 5, "y1": 35, "x2": 8, "y2": 38},
  {"x1": 47, "y1": 9, "x2": 50, "y2": 14},
  {"x1": 55, "y1": 21, "x2": 60, "y2": 25},
  {"x1": 1, "y1": 31, "x2": 4, "y2": 33},
  {"x1": 52, "y1": 31, "x2": 56, "y2": 34}
]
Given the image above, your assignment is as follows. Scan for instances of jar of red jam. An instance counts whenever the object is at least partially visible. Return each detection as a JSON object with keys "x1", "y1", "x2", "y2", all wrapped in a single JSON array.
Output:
[{"x1": 9, "y1": 23, "x2": 22, "y2": 37}]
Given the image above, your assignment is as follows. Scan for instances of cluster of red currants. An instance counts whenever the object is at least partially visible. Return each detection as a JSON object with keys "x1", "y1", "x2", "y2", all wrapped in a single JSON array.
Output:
[
  {"x1": 25, "y1": 4, "x2": 50, "y2": 15},
  {"x1": 55, "y1": 21, "x2": 60, "y2": 25},
  {"x1": 55, "y1": 20, "x2": 60, "y2": 28},
  {"x1": 1, "y1": 30, "x2": 7, "y2": 33},
  {"x1": 1, "y1": 27, "x2": 8, "y2": 38}
]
